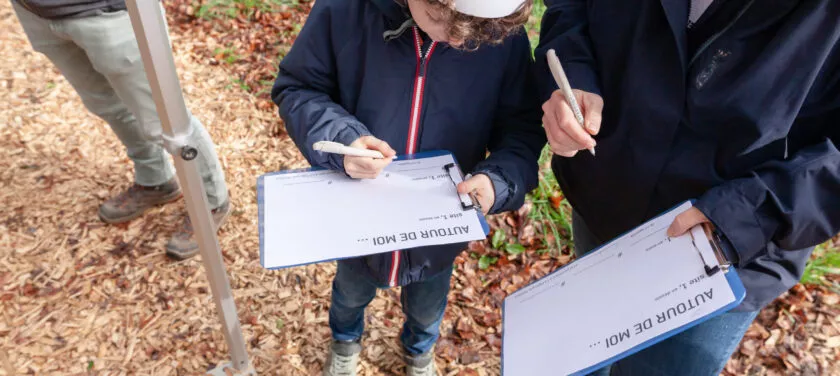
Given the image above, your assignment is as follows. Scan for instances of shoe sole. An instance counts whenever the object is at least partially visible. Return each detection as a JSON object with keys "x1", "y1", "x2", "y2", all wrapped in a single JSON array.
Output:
[
  {"x1": 98, "y1": 188, "x2": 184, "y2": 224},
  {"x1": 165, "y1": 201, "x2": 233, "y2": 261}
]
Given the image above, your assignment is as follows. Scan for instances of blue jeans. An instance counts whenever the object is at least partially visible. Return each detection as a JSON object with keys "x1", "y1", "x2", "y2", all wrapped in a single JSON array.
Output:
[
  {"x1": 329, "y1": 260, "x2": 452, "y2": 355},
  {"x1": 573, "y1": 213, "x2": 759, "y2": 376}
]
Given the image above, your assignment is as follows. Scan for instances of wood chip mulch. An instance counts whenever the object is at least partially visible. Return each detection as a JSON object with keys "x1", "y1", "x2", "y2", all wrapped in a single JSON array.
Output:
[{"x1": 1, "y1": 1, "x2": 837, "y2": 375}]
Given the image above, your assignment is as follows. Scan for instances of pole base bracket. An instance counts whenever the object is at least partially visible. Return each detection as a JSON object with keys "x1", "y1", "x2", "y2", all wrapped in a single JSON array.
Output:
[
  {"x1": 206, "y1": 362, "x2": 256, "y2": 376},
  {"x1": 161, "y1": 117, "x2": 198, "y2": 161}
]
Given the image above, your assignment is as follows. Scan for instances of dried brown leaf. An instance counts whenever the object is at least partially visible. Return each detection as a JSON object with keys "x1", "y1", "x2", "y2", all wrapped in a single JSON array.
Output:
[
  {"x1": 459, "y1": 349, "x2": 481, "y2": 365},
  {"x1": 457, "y1": 369, "x2": 480, "y2": 376}
]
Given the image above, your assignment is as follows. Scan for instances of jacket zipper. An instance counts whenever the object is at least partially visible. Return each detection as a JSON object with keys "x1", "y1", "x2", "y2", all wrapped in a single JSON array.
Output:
[
  {"x1": 406, "y1": 27, "x2": 437, "y2": 154},
  {"x1": 687, "y1": 0, "x2": 756, "y2": 68},
  {"x1": 388, "y1": 27, "x2": 437, "y2": 287}
]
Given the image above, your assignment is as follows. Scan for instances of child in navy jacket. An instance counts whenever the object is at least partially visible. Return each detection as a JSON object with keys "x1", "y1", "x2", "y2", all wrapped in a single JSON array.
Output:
[{"x1": 272, "y1": 0, "x2": 545, "y2": 374}]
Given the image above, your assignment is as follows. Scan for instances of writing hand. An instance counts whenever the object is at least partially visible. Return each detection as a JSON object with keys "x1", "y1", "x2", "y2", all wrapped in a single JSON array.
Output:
[
  {"x1": 343, "y1": 136, "x2": 396, "y2": 179},
  {"x1": 542, "y1": 89, "x2": 603, "y2": 157}
]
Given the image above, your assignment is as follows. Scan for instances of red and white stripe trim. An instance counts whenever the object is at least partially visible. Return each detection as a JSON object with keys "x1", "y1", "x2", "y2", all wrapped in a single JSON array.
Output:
[{"x1": 388, "y1": 27, "x2": 437, "y2": 287}]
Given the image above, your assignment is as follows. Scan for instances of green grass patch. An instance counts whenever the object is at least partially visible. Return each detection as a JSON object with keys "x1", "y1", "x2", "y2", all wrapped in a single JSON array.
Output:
[
  {"x1": 255, "y1": 79, "x2": 276, "y2": 97},
  {"x1": 225, "y1": 77, "x2": 251, "y2": 91},
  {"x1": 213, "y1": 46, "x2": 241, "y2": 65},
  {"x1": 490, "y1": 228, "x2": 529, "y2": 256},
  {"x1": 523, "y1": 1, "x2": 572, "y2": 254},
  {"x1": 526, "y1": 0, "x2": 546, "y2": 51},
  {"x1": 479, "y1": 254, "x2": 499, "y2": 270},
  {"x1": 195, "y1": 0, "x2": 298, "y2": 20},
  {"x1": 802, "y1": 242, "x2": 840, "y2": 288},
  {"x1": 525, "y1": 146, "x2": 574, "y2": 254}
]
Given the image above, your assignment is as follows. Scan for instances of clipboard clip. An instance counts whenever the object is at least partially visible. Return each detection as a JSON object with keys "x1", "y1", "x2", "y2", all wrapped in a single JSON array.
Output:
[
  {"x1": 443, "y1": 163, "x2": 480, "y2": 211},
  {"x1": 689, "y1": 223, "x2": 732, "y2": 277},
  {"x1": 703, "y1": 223, "x2": 733, "y2": 271}
]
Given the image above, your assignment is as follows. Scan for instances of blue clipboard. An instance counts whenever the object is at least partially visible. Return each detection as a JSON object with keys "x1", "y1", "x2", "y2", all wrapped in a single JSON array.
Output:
[
  {"x1": 500, "y1": 200, "x2": 746, "y2": 375},
  {"x1": 256, "y1": 149, "x2": 491, "y2": 270}
]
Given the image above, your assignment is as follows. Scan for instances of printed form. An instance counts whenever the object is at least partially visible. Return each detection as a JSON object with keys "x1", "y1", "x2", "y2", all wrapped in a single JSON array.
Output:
[
  {"x1": 259, "y1": 153, "x2": 486, "y2": 269},
  {"x1": 502, "y1": 202, "x2": 737, "y2": 375}
]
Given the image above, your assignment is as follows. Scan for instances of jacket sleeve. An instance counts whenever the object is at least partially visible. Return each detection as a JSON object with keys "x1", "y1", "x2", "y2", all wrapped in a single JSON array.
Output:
[
  {"x1": 270, "y1": 0, "x2": 371, "y2": 174},
  {"x1": 473, "y1": 32, "x2": 547, "y2": 214},
  {"x1": 694, "y1": 108, "x2": 840, "y2": 267},
  {"x1": 533, "y1": 0, "x2": 601, "y2": 101}
]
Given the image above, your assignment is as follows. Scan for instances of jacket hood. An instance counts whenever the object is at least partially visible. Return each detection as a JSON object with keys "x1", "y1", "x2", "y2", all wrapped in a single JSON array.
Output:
[{"x1": 370, "y1": 0, "x2": 417, "y2": 41}]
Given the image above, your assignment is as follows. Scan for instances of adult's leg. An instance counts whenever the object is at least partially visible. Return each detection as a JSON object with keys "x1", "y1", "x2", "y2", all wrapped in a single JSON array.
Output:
[
  {"x1": 62, "y1": 7, "x2": 228, "y2": 207},
  {"x1": 572, "y1": 210, "x2": 604, "y2": 257},
  {"x1": 12, "y1": 3, "x2": 174, "y2": 187}
]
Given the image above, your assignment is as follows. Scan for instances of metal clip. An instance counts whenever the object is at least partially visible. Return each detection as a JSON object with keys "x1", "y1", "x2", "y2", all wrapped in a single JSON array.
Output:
[
  {"x1": 443, "y1": 163, "x2": 476, "y2": 211},
  {"x1": 161, "y1": 117, "x2": 198, "y2": 161},
  {"x1": 689, "y1": 229, "x2": 721, "y2": 277},
  {"x1": 702, "y1": 223, "x2": 731, "y2": 273}
]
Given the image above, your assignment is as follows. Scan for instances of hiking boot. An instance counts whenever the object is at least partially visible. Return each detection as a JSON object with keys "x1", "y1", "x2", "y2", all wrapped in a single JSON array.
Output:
[
  {"x1": 98, "y1": 178, "x2": 182, "y2": 224},
  {"x1": 165, "y1": 199, "x2": 231, "y2": 260},
  {"x1": 322, "y1": 340, "x2": 362, "y2": 376},
  {"x1": 406, "y1": 348, "x2": 437, "y2": 376}
]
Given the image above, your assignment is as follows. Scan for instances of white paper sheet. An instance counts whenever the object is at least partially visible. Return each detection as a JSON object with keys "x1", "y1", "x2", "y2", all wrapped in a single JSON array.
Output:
[
  {"x1": 502, "y1": 201, "x2": 737, "y2": 375},
  {"x1": 259, "y1": 153, "x2": 487, "y2": 269}
]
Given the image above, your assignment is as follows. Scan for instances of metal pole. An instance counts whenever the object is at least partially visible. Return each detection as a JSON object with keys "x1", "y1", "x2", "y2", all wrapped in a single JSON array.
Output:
[{"x1": 124, "y1": 1, "x2": 254, "y2": 374}]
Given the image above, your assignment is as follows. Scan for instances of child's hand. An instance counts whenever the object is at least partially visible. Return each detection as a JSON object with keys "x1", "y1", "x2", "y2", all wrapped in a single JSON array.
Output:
[
  {"x1": 457, "y1": 174, "x2": 495, "y2": 215},
  {"x1": 343, "y1": 136, "x2": 397, "y2": 179}
]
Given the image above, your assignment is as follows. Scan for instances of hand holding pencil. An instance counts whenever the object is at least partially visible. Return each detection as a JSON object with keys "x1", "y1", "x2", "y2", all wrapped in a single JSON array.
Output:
[
  {"x1": 314, "y1": 136, "x2": 396, "y2": 179},
  {"x1": 542, "y1": 49, "x2": 603, "y2": 157}
]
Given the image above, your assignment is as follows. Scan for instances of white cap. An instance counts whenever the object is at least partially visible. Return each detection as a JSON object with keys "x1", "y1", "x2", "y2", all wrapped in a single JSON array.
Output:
[{"x1": 453, "y1": 0, "x2": 526, "y2": 18}]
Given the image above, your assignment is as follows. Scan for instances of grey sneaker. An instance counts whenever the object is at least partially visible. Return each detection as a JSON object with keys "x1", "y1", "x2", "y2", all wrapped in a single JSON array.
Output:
[
  {"x1": 322, "y1": 340, "x2": 362, "y2": 376},
  {"x1": 98, "y1": 178, "x2": 181, "y2": 224},
  {"x1": 406, "y1": 348, "x2": 437, "y2": 376},
  {"x1": 165, "y1": 199, "x2": 231, "y2": 260}
]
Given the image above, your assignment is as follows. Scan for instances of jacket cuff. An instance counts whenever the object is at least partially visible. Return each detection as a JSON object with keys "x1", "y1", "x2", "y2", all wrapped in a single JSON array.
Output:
[
  {"x1": 716, "y1": 232, "x2": 741, "y2": 266},
  {"x1": 537, "y1": 61, "x2": 602, "y2": 103},
  {"x1": 694, "y1": 184, "x2": 767, "y2": 266},
  {"x1": 324, "y1": 122, "x2": 372, "y2": 175},
  {"x1": 473, "y1": 168, "x2": 513, "y2": 215}
]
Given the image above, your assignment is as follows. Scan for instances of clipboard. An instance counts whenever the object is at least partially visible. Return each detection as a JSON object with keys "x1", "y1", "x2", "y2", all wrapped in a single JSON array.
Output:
[
  {"x1": 500, "y1": 201, "x2": 746, "y2": 376},
  {"x1": 573, "y1": 225, "x2": 745, "y2": 376},
  {"x1": 256, "y1": 150, "x2": 491, "y2": 270}
]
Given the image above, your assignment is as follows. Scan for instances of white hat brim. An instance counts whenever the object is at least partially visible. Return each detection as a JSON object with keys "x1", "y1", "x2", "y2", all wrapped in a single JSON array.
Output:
[{"x1": 454, "y1": 0, "x2": 525, "y2": 18}]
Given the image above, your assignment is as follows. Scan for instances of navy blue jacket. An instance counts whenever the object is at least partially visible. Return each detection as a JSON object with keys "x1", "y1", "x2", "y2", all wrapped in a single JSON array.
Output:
[
  {"x1": 272, "y1": 0, "x2": 545, "y2": 286},
  {"x1": 535, "y1": 0, "x2": 840, "y2": 311}
]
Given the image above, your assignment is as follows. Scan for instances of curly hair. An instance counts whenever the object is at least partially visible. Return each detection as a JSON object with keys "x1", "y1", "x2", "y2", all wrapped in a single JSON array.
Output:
[{"x1": 418, "y1": 0, "x2": 532, "y2": 50}]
